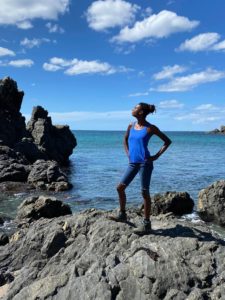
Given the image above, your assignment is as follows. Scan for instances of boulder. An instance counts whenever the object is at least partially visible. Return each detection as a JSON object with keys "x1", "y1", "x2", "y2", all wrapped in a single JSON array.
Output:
[
  {"x1": 27, "y1": 106, "x2": 77, "y2": 165},
  {"x1": 16, "y1": 195, "x2": 72, "y2": 224},
  {"x1": 152, "y1": 191, "x2": 194, "y2": 216},
  {"x1": 0, "y1": 232, "x2": 9, "y2": 246},
  {"x1": 0, "y1": 208, "x2": 225, "y2": 299},
  {"x1": 0, "y1": 146, "x2": 30, "y2": 182},
  {"x1": 27, "y1": 160, "x2": 72, "y2": 191},
  {"x1": 197, "y1": 180, "x2": 225, "y2": 226}
]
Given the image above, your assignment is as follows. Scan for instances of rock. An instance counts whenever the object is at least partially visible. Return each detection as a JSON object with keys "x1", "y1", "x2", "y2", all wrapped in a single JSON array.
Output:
[
  {"x1": 14, "y1": 138, "x2": 47, "y2": 163},
  {"x1": 0, "y1": 77, "x2": 76, "y2": 190},
  {"x1": 197, "y1": 180, "x2": 225, "y2": 226},
  {"x1": 0, "y1": 232, "x2": 9, "y2": 245},
  {"x1": 0, "y1": 77, "x2": 27, "y2": 147},
  {"x1": 0, "y1": 208, "x2": 225, "y2": 299},
  {"x1": 0, "y1": 146, "x2": 30, "y2": 182},
  {"x1": 208, "y1": 125, "x2": 225, "y2": 135},
  {"x1": 152, "y1": 191, "x2": 194, "y2": 216},
  {"x1": 16, "y1": 195, "x2": 72, "y2": 224},
  {"x1": 27, "y1": 160, "x2": 72, "y2": 191},
  {"x1": 27, "y1": 106, "x2": 77, "y2": 165}
]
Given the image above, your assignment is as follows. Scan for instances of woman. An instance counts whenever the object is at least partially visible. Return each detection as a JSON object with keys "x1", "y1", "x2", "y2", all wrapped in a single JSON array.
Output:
[{"x1": 111, "y1": 103, "x2": 172, "y2": 234}]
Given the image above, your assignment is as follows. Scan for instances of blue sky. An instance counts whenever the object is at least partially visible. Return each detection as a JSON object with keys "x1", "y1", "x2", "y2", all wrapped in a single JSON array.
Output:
[{"x1": 0, "y1": 0, "x2": 225, "y2": 131}]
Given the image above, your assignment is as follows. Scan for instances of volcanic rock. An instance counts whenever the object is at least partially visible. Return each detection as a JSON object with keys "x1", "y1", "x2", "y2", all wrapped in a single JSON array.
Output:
[
  {"x1": 0, "y1": 207, "x2": 225, "y2": 299},
  {"x1": 0, "y1": 77, "x2": 27, "y2": 147},
  {"x1": 198, "y1": 180, "x2": 225, "y2": 226},
  {"x1": 27, "y1": 106, "x2": 77, "y2": 165},
  {"x1": 152, "y1": 191, "x2": 194, "y2": 216}
]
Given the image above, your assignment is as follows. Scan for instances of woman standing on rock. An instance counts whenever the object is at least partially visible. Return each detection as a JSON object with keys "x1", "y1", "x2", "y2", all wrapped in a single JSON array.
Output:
[{"x1": 111, "y1": 103, "x2": 172, "y2": 234}]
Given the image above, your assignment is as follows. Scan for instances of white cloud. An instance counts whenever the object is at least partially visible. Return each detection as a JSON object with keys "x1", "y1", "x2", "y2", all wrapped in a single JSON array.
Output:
[
  {"x1": 43, "y1": 57, "x2": 132, "y2": 75},
  {"x1": 112, "y1": 10, "x2": 199, "y2": 43},
  {"x1": 175, "y1": 113, "x2": 222, "y2": 124},
  {"x1": 17, "y1": 21, "x2": 33, "y2": 29},
  {"x1": 46, "y1": 22, "x2": 64, "y2": 33},
  {"x1": 159, "y1": 100, "x2": 184, "y2": 109},
  {"x1": 177, "y1": 33, "x2": 220, "y2": 52},
  {"x1": 128, "y1": 92, "x2": 149, "y2": 97},
  {"x1": 212, "y1": 40, "x2": 225, "y2": 51},
  {"x1": 195, "y1": 104, "x2": 218, "y2": 110},
  {"x1": 43, "y1": 63, "x2": 62, "y2": 71},
  {"x1": 174, "y1": 103, "x2": 225, "y2": 125},
  {"x1": 0, "y1": 46, "x2": 15, "y2": 57},
  {"x1": 153, "y1": 65, "x2": 186, "y2": 80},
  {"x1": 0, "y1": 0, "x2": 70, "y2": 28},
  {"x1": 114, "y1": 44, "x2": 136, "y2": 55},
  {"x1": 8, "y1": 59, "x2": 34, "y2": 67},
  {"x1": 86, "y1": 0, "x2": 139, "y2": 31},
  {"x1": 24, "y1": 110, "x2": 131, "y2": 123},
  {"x1": 20, "y1": 38, "x2": 50, "y2": 49},
  {"x1": 153, "y1": 68, "x2": 225, "y2": 92}
]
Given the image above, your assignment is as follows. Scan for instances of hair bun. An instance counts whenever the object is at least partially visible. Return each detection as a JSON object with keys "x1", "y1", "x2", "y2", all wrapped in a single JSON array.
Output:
[{"x1": 149, "y1": 104, "x2": 156, "y2": 113}]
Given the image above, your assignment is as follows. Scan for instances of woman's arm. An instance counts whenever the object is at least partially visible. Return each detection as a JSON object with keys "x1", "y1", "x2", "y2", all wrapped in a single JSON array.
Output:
[
  {"x1": 148, "y1": 125, "x2": 172, "y2": 161},
  {"x1": 124, "y1": 123, "x2": 132, "y2": 156}
]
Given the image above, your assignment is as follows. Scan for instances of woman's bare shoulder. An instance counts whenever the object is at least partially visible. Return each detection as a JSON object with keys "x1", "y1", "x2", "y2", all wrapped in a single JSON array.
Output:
[{"x1": 146, "y1": 123, "x2": 158, "y2": 134}]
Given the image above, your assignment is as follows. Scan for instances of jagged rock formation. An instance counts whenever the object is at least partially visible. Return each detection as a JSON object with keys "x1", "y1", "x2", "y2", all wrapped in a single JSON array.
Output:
[
  {"x1": 198, "y1": 180, "x2": 225, "y2": 226},
  {"x1": 26, "y1": 106, "x2": 77, "y2": 164},
  {"x1": 0, "y1": 77, "x2": 77, "y2": 191},
  {"x1": 0, "y1": 77, "x2": 27, "y2": 147},
  {"x1": 0, "y1": 201, "x2": 225, "y2": 300}
]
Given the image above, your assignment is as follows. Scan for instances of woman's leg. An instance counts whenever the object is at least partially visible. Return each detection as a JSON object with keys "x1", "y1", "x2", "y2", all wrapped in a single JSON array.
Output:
[
  {"x1": 139, "y1": 162, "x2": 154, "y2": 220},
  {"x1": 142, "y1": 189, "x2": 151, "y2": 220},
  {"x1": 116, "y1": 163, "x2": 139, "y2": 212},
  {"x1": 116, "y1": 183, "x2": 127, "y2": 212}
]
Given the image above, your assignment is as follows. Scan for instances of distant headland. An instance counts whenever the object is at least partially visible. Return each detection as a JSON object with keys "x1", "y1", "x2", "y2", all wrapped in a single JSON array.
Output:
[{"x1": 208, "y1": 125, "x2": 225, "y2": 135}]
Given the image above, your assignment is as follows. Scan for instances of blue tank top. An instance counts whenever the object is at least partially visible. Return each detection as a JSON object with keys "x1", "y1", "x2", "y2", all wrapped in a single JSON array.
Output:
[{"x1": 128, "y1": 123, "x2": 151, "y2": 163}]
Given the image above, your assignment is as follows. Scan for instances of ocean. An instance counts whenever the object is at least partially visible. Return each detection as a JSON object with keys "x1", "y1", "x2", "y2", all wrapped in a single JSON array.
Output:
[{"x1": 0, "y1": 130, "x2": 225, "y2": 219}]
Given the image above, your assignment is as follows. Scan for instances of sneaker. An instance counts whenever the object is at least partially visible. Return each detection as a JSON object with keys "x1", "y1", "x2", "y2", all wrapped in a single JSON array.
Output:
[
  {"x1": 108, "y1": 211, "x2": 127, "y2": 222},
  {"x1": 133, "y1": 220, "x2": 151, "y2": 235}
]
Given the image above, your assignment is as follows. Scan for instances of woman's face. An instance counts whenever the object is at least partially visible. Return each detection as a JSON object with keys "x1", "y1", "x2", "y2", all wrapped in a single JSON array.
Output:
[{"x1": 132, "y1": 104, "x2": 142, "y2": 117}]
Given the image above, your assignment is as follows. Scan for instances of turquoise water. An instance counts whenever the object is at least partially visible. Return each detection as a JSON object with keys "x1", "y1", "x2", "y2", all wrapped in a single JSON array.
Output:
[
  {"x1": 63, "y1": 130, "x2": 225, "y2": 212},
  {"x1": 0, "y1": 131, "x2": 225, "y2": 217}
]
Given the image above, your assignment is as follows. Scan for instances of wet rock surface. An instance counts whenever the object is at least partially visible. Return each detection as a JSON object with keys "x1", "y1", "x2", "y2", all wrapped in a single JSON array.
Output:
[
  {"x1": 0, "y1": 77, "x2": 76, "y2": 191},
  {"x1": 198, "y1": 180, "x2": 225, "y2": 226},
  {"x1": 0, "y1": 203, "x2": 225, "y2": 300}
]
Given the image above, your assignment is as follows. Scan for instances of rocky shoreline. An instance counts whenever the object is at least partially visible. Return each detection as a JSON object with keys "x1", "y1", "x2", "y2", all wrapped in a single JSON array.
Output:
[
  {"x1": 0, "y1": 181, "x2": 225, "y2": 299},
  {"x1": 0, "y1": 77, "x2": 76, "y2": 192}
]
